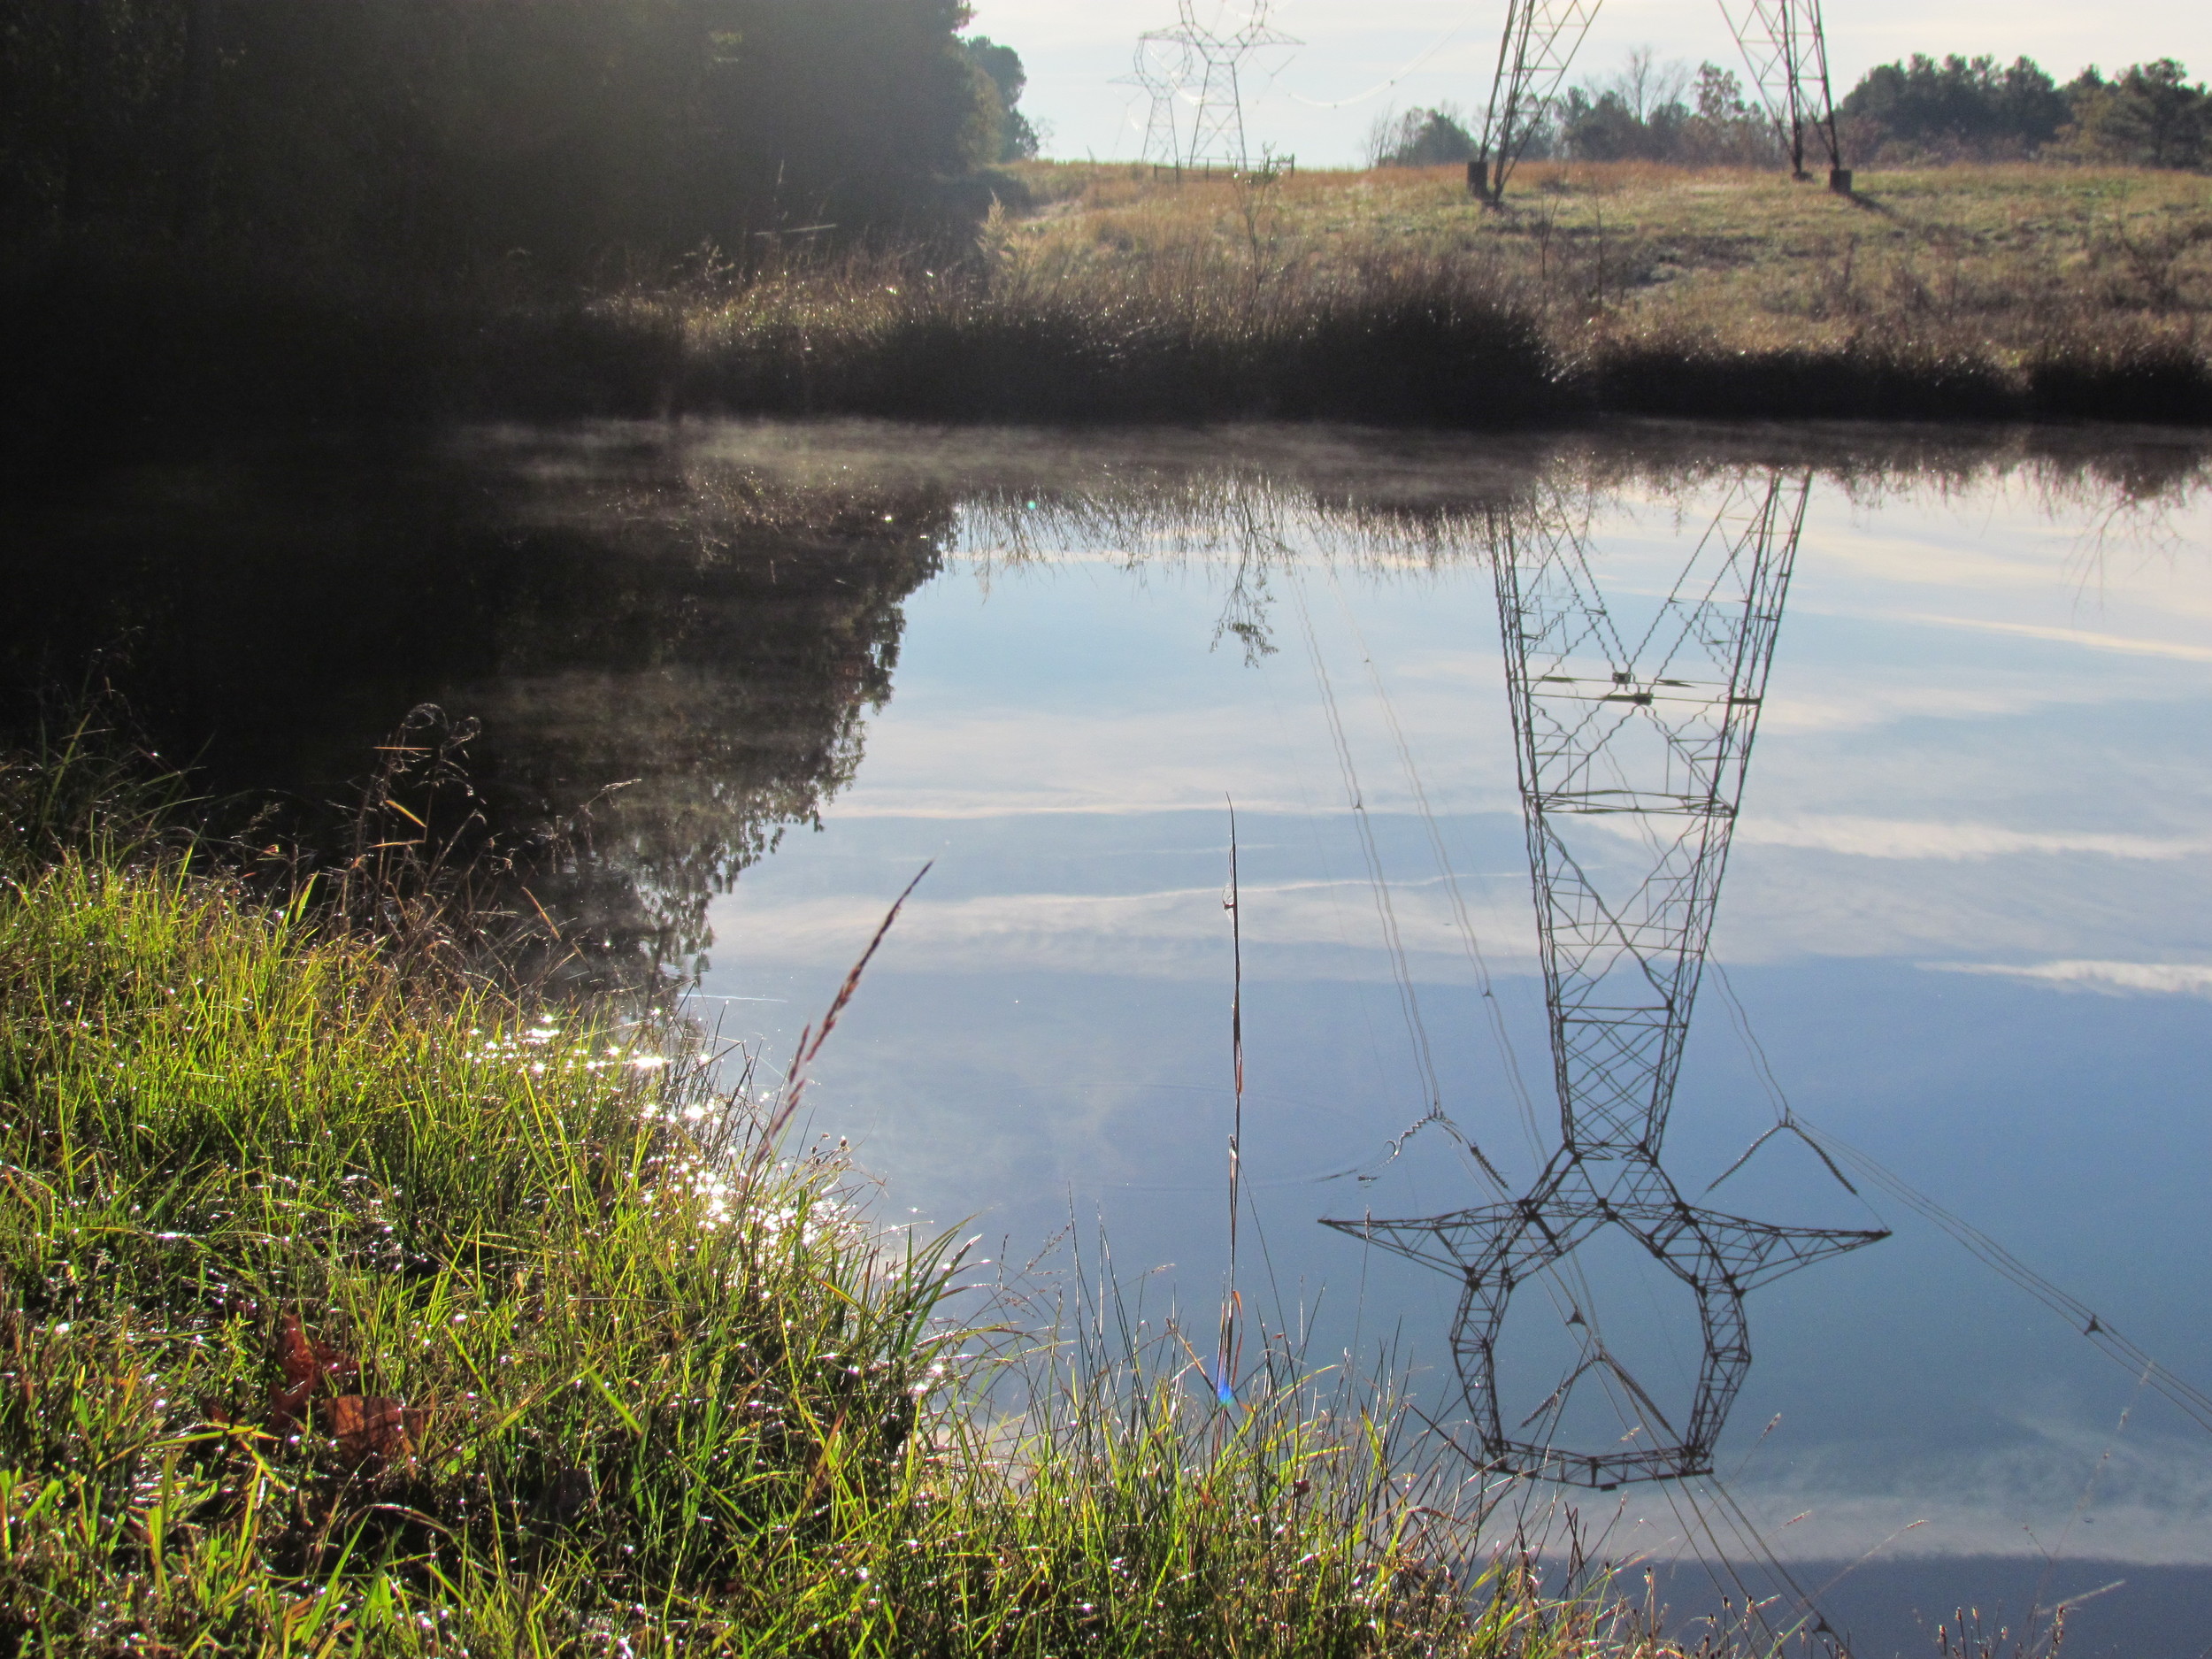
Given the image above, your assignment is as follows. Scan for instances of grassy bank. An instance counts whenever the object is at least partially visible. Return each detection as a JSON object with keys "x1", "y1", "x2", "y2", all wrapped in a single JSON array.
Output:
[
  {"x1": 7, "y1": 162, "x2": 2208, "y2": 457},
  {"x1": 990, "y1": 158, "x2": 2212, "y2": 418},
  {"x1": 649, "y1": 159, "x2": 2212, "y2": 425},
  {"x1": 0, "y1": 749, "x2": 1688, "y2": 1656}
]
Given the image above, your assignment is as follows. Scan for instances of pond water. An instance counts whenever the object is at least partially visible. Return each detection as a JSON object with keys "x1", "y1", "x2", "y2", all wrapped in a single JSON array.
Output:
[{"x1": 12, "y1": 419, "x2": 2212, "y2": 1655}]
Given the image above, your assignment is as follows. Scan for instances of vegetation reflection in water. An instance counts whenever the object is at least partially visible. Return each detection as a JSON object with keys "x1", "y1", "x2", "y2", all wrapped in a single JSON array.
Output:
[{"x1": 11, "y1": 420, "x2": 2208, "y2": 990}]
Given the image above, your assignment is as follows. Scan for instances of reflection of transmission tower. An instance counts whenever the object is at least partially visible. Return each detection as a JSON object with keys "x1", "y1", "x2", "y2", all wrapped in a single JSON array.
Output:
[
  {"x1": 1132, "y1": 2, "x2": 1300, "y2": 172},
  {"x1": 1325, "y1": 475, "x2": 1886, "y2": 1488},
  {"x1": 1718, "y1": 0, "x2": 1843, "y2": 180},
  {"x1": 1472, "y1": 0, "x2": 1847, "y2": 202}
]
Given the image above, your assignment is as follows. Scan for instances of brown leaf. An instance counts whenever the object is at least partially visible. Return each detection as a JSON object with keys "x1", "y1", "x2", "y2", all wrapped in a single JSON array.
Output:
[
  {"x1": 269, "y1": 1312, "x2": 359, "y2": 1427},
  {"x1": 329, "y1": 1394, "x2": 426, "y2": 1468},
  {"x1": 277, "y1": 1311, "x2": 357, "y2": 1388},
  {"x1": 198, "y1": 1394, "x2": 253, "y2": 1428}
]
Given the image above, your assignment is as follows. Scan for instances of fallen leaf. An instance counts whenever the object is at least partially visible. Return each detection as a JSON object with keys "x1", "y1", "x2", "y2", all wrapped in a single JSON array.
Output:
[
  {"x1": 329, "y1": 1394, "x2": 426, "y2": 1467},
  {"x1": 269, "y1": 1312, "x2": 359, "y2": 1426}
]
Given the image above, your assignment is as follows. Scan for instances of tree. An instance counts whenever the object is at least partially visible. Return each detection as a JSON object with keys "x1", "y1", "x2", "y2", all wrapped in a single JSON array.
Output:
[
  {"x1": 1839, "y1": 53, "x2": 2076, "y2": 159},
  {"x1": 2060, "y1": 59, "x2": 2208, "y2": 169},
  {"x1": 1368, "y1": 106, "x2": 1478, "y2": 167},
  {"x1": 1556, "y1": 88, "x2": 1656, "y2": 161},
  {"x1": 963, "y1": 35, "x2": 1041, "y2": 162},
  {"x1": 1679, "y1": 63, "x2": 1780, "y2": 165},
  {"x1": 0, "y1": 0, "x2": 1016, "y2": 263},
  {"x1": 1612, "y1": 46, "x2": 1692, "y2": 124},
  {"x1": 1551, "y1": 54, "x2": 1774, "y2": 165}
]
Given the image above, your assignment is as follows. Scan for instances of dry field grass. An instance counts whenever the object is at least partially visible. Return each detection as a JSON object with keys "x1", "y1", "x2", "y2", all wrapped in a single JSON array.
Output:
[{"x1": 1005, "y1": 157, "x2": 2212, "y2": 362}]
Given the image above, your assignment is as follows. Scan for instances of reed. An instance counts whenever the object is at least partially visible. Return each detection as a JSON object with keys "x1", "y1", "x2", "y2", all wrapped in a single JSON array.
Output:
[{"x1": 0, "y1": 739, "x2": 1704, "y2": 1655}]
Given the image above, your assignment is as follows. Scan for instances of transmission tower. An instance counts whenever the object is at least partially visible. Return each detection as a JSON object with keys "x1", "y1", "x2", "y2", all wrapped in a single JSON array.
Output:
[
  {"x1": 1137, "y1": 1, "x2": 1300, "y2": 172},
  {"x1": 1471, "y1": 0, "x2": 1847, "y2": 202},
  {"x1": 1116, "y1": 32, "x2": 1198, "y2": 167},
  {"x1": 1718, "y1": 0, "x2": 1844, "y2": 180},
  {"x1": 1325, "y1": 475, "x2": 1886, "y2": 1487},
  {"x1": 1472, "y1": 0, "x2": 1602, "y2": 205}
]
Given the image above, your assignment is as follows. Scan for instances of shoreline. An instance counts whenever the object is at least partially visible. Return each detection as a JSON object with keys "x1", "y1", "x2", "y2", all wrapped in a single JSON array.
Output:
[{"x1": 10, "y1": 159, "x2": 2211, "y2": 469}]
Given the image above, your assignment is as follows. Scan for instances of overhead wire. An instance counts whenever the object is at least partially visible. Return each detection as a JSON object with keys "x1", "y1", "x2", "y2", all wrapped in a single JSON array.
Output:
[
  {"x1": 1286, "y1": 21, "x2": 1470, "y2": 110},
  {"x1": 1318, "y1": 562, "x2": 1548, "y2": 1161},
  {"x1": 1706, "y1": 960, "x2": 2212, "y2": 1439},
  {"x1": 1285, "y1": 560, "x2": 1502, "y2": 1189}
]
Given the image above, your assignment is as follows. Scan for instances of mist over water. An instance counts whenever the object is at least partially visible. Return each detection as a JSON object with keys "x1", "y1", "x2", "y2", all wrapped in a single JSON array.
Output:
[{"x1": 8, "y1": 419, "x2": 2211, "y2": 1655}]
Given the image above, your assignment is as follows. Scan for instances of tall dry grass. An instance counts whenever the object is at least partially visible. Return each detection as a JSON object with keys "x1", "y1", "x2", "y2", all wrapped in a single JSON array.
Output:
[{"x1": 974, "y1": 159, "x2": 2211, "y2": 421}]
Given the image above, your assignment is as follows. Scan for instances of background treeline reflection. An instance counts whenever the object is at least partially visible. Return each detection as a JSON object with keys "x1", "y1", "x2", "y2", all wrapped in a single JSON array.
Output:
[
  {"x1": 7, "y1": 425, "x2": 2204, "y2": 991},
  {"x1": 3, "y1": 434, "x2": 949, "y2": 985}
]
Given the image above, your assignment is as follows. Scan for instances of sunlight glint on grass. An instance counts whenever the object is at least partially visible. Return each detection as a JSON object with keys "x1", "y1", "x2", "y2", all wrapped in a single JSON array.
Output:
[{"x1": 0, "y1": 752, "x2": 1690, "y2": 1655}]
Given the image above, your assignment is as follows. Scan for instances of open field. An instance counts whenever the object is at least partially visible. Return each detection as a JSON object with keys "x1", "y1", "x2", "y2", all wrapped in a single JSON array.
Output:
[
  {"x1": 0, "y1": 739, "x2": 1701, "y2": 1656},
  {"x1": 620, "y1": 160, "x2": 2209, "y2": 425},
  {"x1": 1006, "y1": 157, "x2": 2212, "y2": 377}
]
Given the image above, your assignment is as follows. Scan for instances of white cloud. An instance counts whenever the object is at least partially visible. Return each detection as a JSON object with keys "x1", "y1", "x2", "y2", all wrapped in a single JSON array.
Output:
[
  {"x1": 1882, "y1": 611, "x2": 2212, "y2": 665},
  {"x1": 1736, "y1": 818, "x2": 2212, "y2": 863},
  {"x1": 1924, "y1": 960, "x2": 2212, "y2": 998},
  {"x1": 1755, "y1": 677, "x2": 2131, "y2": 737},
  {"x1": 712, "y1": 873, "x2": 1537, "y2": 981},
  {"x1": 1603, "y1": 1493, "x2": 2212, "y2": 1565},
  {"x1": 1710, "y1": 1416, "x2": 2212, "y2": 1565}
]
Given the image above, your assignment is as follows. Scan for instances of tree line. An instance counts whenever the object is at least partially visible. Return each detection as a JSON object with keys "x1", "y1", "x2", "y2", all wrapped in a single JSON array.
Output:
[
  {"x1": 0, "y1": 0, "x2": 1041, "y2": 272},
  {"x1": 1844, "y1": 56, "x2": 2208, "y2": 168},
  {"x1": 1371, "y1": 50, "x2": 2209, "y2": 172}
]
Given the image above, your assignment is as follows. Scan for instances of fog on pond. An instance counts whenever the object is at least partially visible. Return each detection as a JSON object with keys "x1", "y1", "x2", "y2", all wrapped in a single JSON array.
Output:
[{"x1": 10, "y1": 420, "x2": 2211, "y2": 1655}]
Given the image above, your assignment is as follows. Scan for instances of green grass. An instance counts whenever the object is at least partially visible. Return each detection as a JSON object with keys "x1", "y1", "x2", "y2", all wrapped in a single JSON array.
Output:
[{"x1": 0, "y1": 748, "x2": 1687, "y2": 1656}]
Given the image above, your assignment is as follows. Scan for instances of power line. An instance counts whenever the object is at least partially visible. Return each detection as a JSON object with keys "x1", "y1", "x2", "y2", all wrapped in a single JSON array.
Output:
[{"x1": 1703, "y1": 962, "x2": 2212, "y2": 1439}]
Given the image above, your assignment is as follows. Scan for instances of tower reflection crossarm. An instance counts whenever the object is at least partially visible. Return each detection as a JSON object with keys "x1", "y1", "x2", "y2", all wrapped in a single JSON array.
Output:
[{"x1": 1325, "y1": 1148, "x2": 1885, "y2": 1486}]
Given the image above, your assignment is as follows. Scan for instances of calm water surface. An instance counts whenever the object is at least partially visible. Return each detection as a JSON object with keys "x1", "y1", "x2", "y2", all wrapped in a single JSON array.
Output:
[{"x1": 13, "y1": 420, "x2": 2212, "y2": 1655}]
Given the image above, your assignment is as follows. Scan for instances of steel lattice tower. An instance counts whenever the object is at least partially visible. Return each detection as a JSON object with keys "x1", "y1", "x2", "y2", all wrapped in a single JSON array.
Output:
[
  {"x1": 1718, "y1": 0, "x2": 1844, "y2": 180},
  {"x1": 1133, "y1": 2, "x2": 1300, "y2": 172},
  {"x1": 1117, "y1": 32, "x2": 1199, "y2": 167},
  {"x1": 1325, "y1": 475, "x2": 1886, "y2": 1487},
  {"x1": 1472, "y1": 0, "x2": 1847, "y2": 202},
  {"x1": 1473, "y1": 0, "x2": 1603, "y2": 204}
]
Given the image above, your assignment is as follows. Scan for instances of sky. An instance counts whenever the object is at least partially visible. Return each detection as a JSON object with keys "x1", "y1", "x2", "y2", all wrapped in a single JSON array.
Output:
[
  {"x1": 969, "y1": 0, "x2": 2212, "y2": 166},
  {"x1": 687, "y1": 453, "x2": 2212, "y2": 1608}
]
